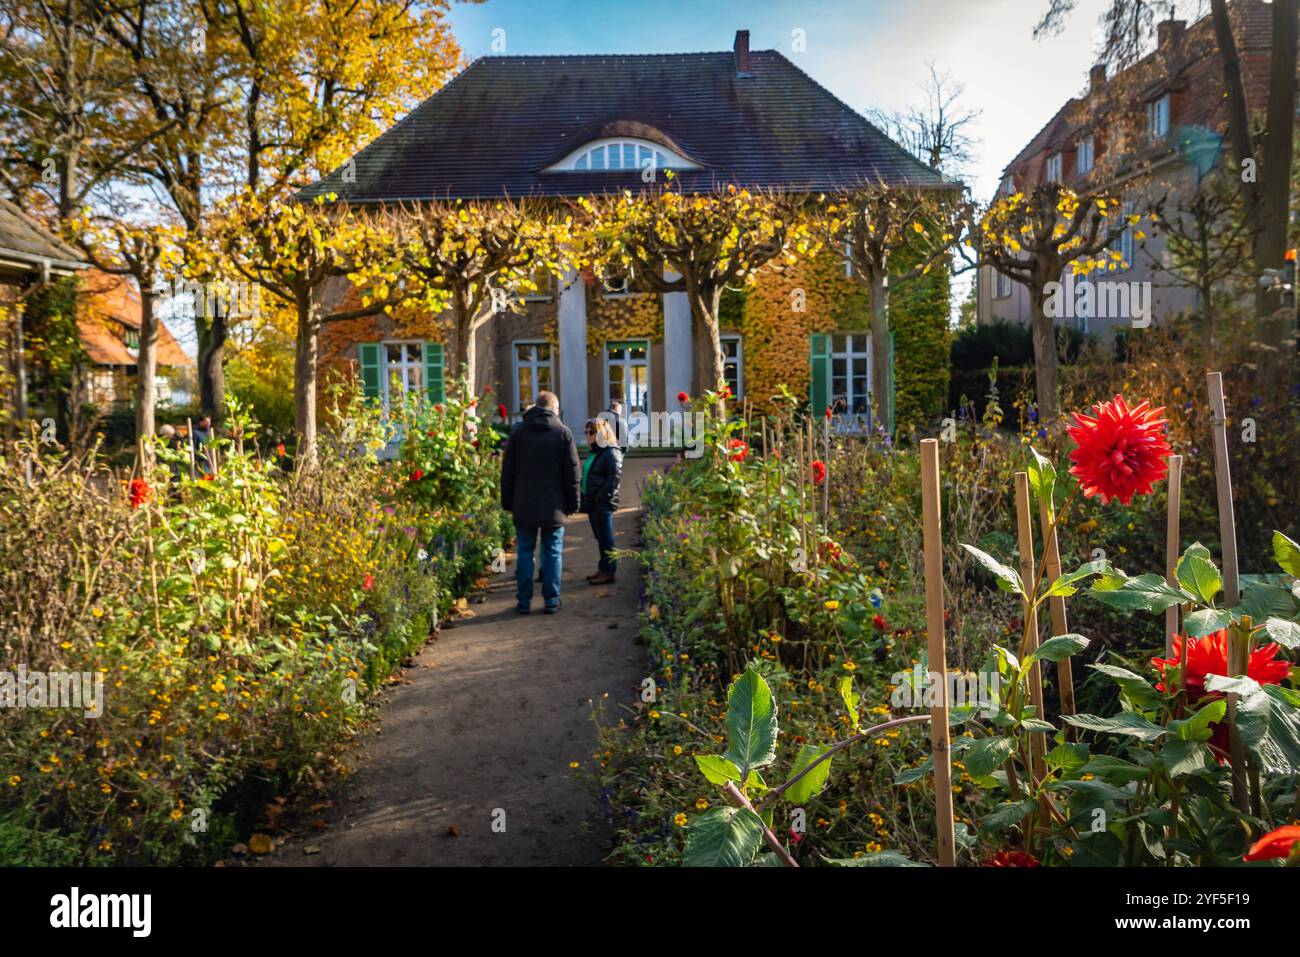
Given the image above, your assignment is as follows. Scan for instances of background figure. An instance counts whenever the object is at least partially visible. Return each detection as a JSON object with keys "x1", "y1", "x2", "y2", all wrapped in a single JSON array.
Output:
[
  {"x1": 500, "y1": 391, "x2": 579, "y2": 614},
  {"x1": 607, "y1": 398, "x2": 629, "y2": 453},
  {"x1": 581, "y1": 417, "x2": 623, "y2": 585},
  {"x1": 192, "y1": 415, "x2": 213, "y2": 474}
]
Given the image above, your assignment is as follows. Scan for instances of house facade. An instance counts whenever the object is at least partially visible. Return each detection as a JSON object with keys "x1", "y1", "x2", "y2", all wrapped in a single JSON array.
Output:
[
  {"x1": 305, "y1": 31, "x2": 951, "y2": 436},
  {"x1": 978, "y1": 0, "x2": 1282, "y2": 338}
]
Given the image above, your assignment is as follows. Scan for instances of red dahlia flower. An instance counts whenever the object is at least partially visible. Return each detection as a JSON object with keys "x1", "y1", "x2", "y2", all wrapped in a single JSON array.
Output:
[
  {"x1": 1065, "y1": 395, "x2": 1172, "y2": 505},
  {"x1": 810, "y1": 460, "x2": 827, "y2": 484},
  {"x1": 275, "y1": 443, "x2": 286, "y2": 458},
  {"x1": 677, "y1": 391, "x2": 689, "y2": 403},
  {"x1": 1153, "y1": 631, "x2": 1291, "y2": 758},
  {"x1": 872, "y1": 614, "x2": 888, "y2": 631},
  {"x1": 824, "y1": 406, "x2": 833, "y2": 420},
  {"x1": 497, "y1": 403, "x2": 508, "y2": 419},
  {"x1": 128, "y1": 478, "x2": 151, "y2": 509},
  {"x1": 362, "y1": 573, "x2": 374, "y2": 591},
  {"x1": 409, "y1": 468, "x2": 424, "y2": 482},
  {"x1": 988, "y1": 850, "x2": 1039, "y2": 867},
  {"x1": 726, "y1": 438, "x2": 748, "y2": 462},
  {"x1": 1243, "y1": 825, "x2": 1300, "y2": 862}
]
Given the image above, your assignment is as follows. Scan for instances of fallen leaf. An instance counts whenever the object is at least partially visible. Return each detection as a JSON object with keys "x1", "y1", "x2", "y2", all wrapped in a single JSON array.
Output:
[
  {"x1": 248, "y1": 833, "x2": 274, "y2": 855},
  {"x1": 446, "y1": 825, "x2": 460, "y2": 838},
  {"x1": 304, "y1": 844, "x2": 322, "y2": 855}
]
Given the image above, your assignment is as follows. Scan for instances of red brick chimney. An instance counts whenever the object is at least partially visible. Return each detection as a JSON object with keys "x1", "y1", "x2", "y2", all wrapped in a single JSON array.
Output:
[
  {"x1": 1090, "y1": 63, "x2": 1106, "y2": 93},
  {"x1": 734, "y1": 30, "x2": 752, "y2": 76},
  {"x1": 1157, "y1": 18, "x2": 1186, "y2": 48}
]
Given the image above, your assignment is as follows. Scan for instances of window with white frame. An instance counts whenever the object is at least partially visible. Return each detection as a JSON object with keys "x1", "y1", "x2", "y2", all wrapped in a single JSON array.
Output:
[
  {"x1": 1077, "y1": 135, "x2": 1095, "y2": 174},
  {"x1": 547, "y1": 138, "x2": 699, "y2": 173},
  {"x1": 513, "y1": 340, "x2": 553, "y2": 413},
  {"x1": 382, "y1": 341, "x2": 425, "y2": 410},
  {"x1": 1147, "y1": 93, "x2": 1170, "y2": 139},
  {"x1": 605, "y1": 340, "x2": 650, "y2": 415},
  {"x1": 1045, "y1": 152, "x2": 1063, "y2": 182},
  {"x1": 519, "y1": 267, "x2": 555, "y2": 301},
  {"x1": 1120, "y1": 203, "x2": 1135, "y2": 267},
  {"x1": 830, "y1": 333, "x2": 871, "y2": 416},
  {"x1": 720, "y1": 334, "x2": 743, "y2": 399},
  {"x1": 995, "y1": 269, "x2": 1013, "y2": 299}
]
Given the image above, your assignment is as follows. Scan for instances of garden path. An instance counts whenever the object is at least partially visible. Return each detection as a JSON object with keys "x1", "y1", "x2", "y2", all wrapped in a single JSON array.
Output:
[{"x1": 260, "y1": 457, "x2": 670, "y2": 866}]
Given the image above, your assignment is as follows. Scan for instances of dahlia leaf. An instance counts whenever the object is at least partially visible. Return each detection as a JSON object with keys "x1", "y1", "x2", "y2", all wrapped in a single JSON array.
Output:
[
  {"x1": 681, "y1": 806, "x2": 765, "y2": 867},
  {"x1": 1159, "y1": 739, "x2": 1211, "y2": 777},
  {"x1": 1090, "y1": 663, "x2": 1163, "y2": 711},
  {"x1": 1027, "y1": 446, "x2": 1057, "y2": 516},
  {"x1": 1087, "y1": 573, "x2": 1190, "y2": 614},
  {"x1": 825, "y1": 850, "x2": 928, "y2": 867},
  {"x1": 1273, "y1": 531, "x2": 1300, "y2": 578},
  {"x1": 1064, "y1": 711, "x2": 1168, "y2": 742},
  {"x1": 1260, "y1": 617, "x2": 1300, "y2": 650},
  {"x1": 1171, "y1": 698, "x2": 1227, "y2": 742},
  {"x1": 693, "y1": 754, "x2": 742, "y2": 786},
  {"x1": 1236, "y1": 687, "x2": 1300, "y2": 775},
  {"x1": 960, "y1": 543, "x2": 1024, "y2": 597},
  {"x1": 1184, "y1": 607, "x2": 1231, "y2": 638},
  {"x1": 724, "y1": 667, "x2": 778, "y2": 777},
  {"x1": 783, "y1": 744, "x2": 833, "y2": 804},
  {"x1": 1176, "y1": 549, "x2": 1223, "y2": 606},
  {"x1": 1026, "y1": 633, "x2": 1090, "y2": 668}
]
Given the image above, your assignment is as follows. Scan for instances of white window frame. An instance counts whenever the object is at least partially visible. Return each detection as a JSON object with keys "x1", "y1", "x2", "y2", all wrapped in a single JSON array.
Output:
[
  {"x1": 380, "y1": 339, "x2": 425, "y2": 412},
  {"x1": 1045, "y1": 152, "x2": 1063, "y2": 182},
  {"x1": 603, "y1": 339, "x2": 652, "y2": 416},
  {"x1": 829, "y1": 332, "x2": 872, "y2": 417},
  {"x1": 1077, "y1": 135, "x2": 1094, "y2": 174},
  {"x1": 519, "y1": 268, "x2": 556, "y2": 302},
  {"x1": 720, "y1": 333, "x2": 743, "y2": 400},
  {"x1": 547, "y1": 137, "x2": 700, "y2": 173},
  {"x1": 1147, "y1": 93, "x2": 1170, "y2": 140},
  {"x1": 512, "y1": 339, "x2": 554, "y2": 414}
]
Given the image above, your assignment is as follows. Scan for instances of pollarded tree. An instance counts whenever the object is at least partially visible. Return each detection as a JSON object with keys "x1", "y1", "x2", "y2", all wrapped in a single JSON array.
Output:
[
  {"x1": 219, "y1": 191, "x2": 410, "y2": 464},
  {"x1": 396, "y1": 198, "x2": 571, "y2": 396},
  {"x1": 580, "y1": 181, "x2": 814, "y2": 400},
  {"x1": 825, "y1": 183, "x2": 964, "y2": 426},
  {"x1": 73, "y1": 208, "x2": 183, "y2": 458},
  {"x1": 969, "y1": 184, "x2": 1129, "y2": 423}
]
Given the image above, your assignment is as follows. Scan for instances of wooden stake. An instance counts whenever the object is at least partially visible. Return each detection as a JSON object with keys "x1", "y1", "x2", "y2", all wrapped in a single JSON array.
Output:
[
  {"x1": 1207, "y1": 372, "x2": 1247, "y2": 811},
  {"x1": 1036, "y1": 498, "x2": 1075, "y2": 724},
  {"x1": 1164, "y1": 454, "x2": 1184, "y2": 658},
  {"x1": 919, "y1": 439, "x2": 956, "y2": 867},
  {"x1": 1014, "y1": 473, "x2": 1047, "y2": 793}
]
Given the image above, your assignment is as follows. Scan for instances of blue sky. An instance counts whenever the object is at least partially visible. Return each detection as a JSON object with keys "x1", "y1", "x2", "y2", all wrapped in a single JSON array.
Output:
[{"x1": 448, "y1": 0, "x2": 1120, "y2": 200}]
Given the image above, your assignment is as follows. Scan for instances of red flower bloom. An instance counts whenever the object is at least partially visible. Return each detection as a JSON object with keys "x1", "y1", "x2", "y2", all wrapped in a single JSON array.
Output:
[
  {"x1": 1066, "y1": 395, "x2": 1172, "y2": 505},
  {"x1": 362, "y1": 573, "x2": 374, "y2": 591},
  {"x1": 988, "y1": 850, "x2": 1040, "y2": 867},
  {"x1": 677, "y1": 391, "x2": 689, "y2": 403},
  {"x1": 201, "y1": 472, "x2": 215, "y2": 482},
  {"x1": 824, "y1": 406, "x2": 833, "y2": 420},
  {"x1": 275, "y1": 443, "x2": 286, "y2": 458},
  {"x1": 1153, "y1": 631, "x2": 1291, "y2": 759},
  {"x1": 497, "y1": 403, "x2": 509, "y2": 419},
  {"x1": 872, "y1": 614, "x2": 888, "y2": 631},
  {"x1": 810, "y1": 460, "x2": 827, "y2": 484},
  {"x1": 128, "y1": 478, "x2": 151, "y2": 509},
  {"x1": 719, "y1": 386, "x2": 732, "y2": 399},
  {"x1": 433, "y1": 404, "x2": 443, "y2": 413},
  {"x1": 789, "y1": 829, "x2": 804, "y2": 845},
  {"x1": 1243, "y1": 825, "x2": 1300, "y2": 862},
  {"x1": 409, "y1": 468, "x2": 424, "y2": 482},
  {"x1": 726, "y1": 438, "x2": 748, "y2": 462}
]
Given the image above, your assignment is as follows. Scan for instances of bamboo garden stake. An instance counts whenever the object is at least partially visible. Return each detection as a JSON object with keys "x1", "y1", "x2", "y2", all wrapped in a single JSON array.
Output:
[
  {"x1": 1036, "y1": 497, "x2": 1076, "y2": 724},
  {"x1": 1206, "y1": 372, "x2": 1247, "y2": 812},
  {"x1": 919, "y1": 439, "x2": 956, "y2": 867},
  {"x1": 1164, "y1": 454, "x2": 1184, "y2": 657},
  {"x1": 1014, "y1": 473, "x2": 1047, "y2": 794}
]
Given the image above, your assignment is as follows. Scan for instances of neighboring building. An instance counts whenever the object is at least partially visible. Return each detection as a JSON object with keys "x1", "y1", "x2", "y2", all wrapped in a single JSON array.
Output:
[
  {"x1": 76, "y1": 270, "x2": 193, "y2": 409},
  {"x1": 305, "y1": 31, "x2": 952, "y2": 435},
  {"x1": 979, "y1": 0, "x2": 1280, "y2": 338}
]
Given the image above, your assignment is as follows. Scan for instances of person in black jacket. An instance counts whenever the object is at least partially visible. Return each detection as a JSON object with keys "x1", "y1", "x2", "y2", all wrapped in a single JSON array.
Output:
[
  {"x1": 580, "y1": 416, "x2": 623, "y2": 585},
  {"x1": 500, "y1": 391, "x2": 580, "y2": 614}
]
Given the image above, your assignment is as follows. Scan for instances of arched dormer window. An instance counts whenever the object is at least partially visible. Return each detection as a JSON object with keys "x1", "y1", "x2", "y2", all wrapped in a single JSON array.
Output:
[{"x1": 547, "y1": 137, "x2": 700, "y2": 173}]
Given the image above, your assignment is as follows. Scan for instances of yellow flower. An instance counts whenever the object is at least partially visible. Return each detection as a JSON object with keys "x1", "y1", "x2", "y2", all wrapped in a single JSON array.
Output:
[
  {"x1": 674, "y1": 812, "x2": 688, "y2": 827},
  {"x1": 6, "y1": 775, "x2": 19, "y2": 787},
  {"x1": 568, "y1": 761, "x2": 580, "y2": 769},
  {"x1": 695, "y1": 798, "x2": 709, "y2": 811},
  {"x1": 673, "y1": 745, "x2": 683, "y2": 756},
  {"x1": 823, "y1": 600, "x2": 840, "y2": 611}
]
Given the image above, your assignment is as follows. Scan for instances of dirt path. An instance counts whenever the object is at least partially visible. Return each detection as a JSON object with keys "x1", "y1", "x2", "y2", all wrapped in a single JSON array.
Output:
[{"x1": 261, "y1": 458, "x2": 667, "y2": 867}]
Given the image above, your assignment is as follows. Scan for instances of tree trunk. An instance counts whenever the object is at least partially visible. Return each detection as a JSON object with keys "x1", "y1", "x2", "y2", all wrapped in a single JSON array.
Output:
[
  {"x1": 1030, "y1": 284, "x2": 1060, "y2": 423},
  {"x1": 293, "y1": 289, "x2": 318, "y2": 466},
  {"x1": 868, "y1": 269, "x2": 890, "y2": 432},
  {"x1": 689, "y1": 286, "x2": 725, "y2": 399},
  {"x1": 452, "y1": 289, "x2": 475, "y2": 397},
  {"x1": 196, "y1": 296, "x2": 227, "y2": 420},
  {"x1": 134, "y1": 286, "x2": 159, "y2": 462}
]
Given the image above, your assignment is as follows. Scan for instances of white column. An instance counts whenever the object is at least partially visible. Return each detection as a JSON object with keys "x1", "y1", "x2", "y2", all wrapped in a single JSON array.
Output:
[
  {"x1": 662, "y1": 272, "x2": 693, "y2": 411},
  {"x1": 557, "y1": 268, "x2": 588, "y2": 432}
]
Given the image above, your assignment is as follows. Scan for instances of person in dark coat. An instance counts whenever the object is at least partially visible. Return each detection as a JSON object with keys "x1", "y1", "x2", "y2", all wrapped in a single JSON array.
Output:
[
  {"x1": 580, "y1": 417, "x2": 623, "y2": 584},
  {"x1": 500, "y1": 391, "x2": 580, "y2": 614}
]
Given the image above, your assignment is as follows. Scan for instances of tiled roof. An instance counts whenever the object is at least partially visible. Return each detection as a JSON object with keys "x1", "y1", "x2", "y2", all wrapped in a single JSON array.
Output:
[
  {"x1": 0, "y1": 197, "x2": 85, "y2": 271},
  {"x1": 303, "y1": 50, "x2": 952, "y2": 202},
  {"x1": 78, "y1": 270, "x2": 191, "y2": 368}
]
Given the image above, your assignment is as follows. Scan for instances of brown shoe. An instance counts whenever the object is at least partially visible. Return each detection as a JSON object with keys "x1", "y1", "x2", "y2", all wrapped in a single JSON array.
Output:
[{"x1": 587, "y1": 572, "x2": 616, "y2": 585}]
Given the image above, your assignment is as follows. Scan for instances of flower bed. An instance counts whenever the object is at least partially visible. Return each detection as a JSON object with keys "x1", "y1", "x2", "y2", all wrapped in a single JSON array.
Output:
[{"x1": 0, "y1": 392, "x2": 508, "y2": 865}]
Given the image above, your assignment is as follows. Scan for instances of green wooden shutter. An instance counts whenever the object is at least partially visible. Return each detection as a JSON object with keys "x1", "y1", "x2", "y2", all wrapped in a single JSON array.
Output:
[
  {"x1": 424, "y1": 342, "x2": 444, "y2": 404},
  {"x1": 809, "y1": 333, "x2": 831, "y2": 415},
  {"x1": 358, "y1": 343, "x2": 381, "y2": 401}
]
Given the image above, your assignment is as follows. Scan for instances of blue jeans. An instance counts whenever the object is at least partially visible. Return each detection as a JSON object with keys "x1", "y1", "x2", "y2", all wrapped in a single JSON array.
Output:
[
  {"x1": 516, "y1": 525, "x2": 564, "y2": 609},
  {"x1": 588, "y1": 509, "x2": 616, "y2": 574}
]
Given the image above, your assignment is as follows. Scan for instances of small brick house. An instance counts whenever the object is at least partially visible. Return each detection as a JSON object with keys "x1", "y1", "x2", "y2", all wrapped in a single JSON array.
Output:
[
  {"x1": 979, "y1": 0, "x2": 1285, "y2": 338},
  {"x1": 305, "y1": 31, "x2": 951, "y2": 435}
]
